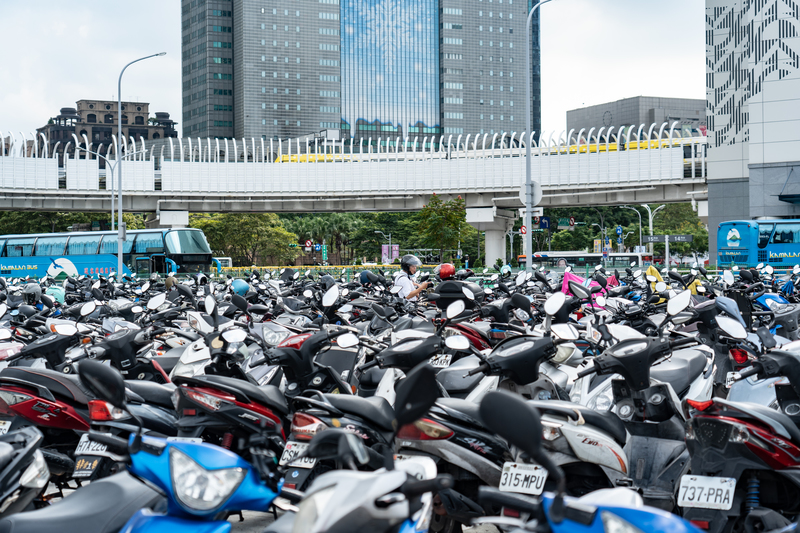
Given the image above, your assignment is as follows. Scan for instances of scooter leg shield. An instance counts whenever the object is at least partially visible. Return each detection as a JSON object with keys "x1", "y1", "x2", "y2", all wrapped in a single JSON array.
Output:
[{"x1": 436, "y1": 488, "x2": 485, "y2": 524}]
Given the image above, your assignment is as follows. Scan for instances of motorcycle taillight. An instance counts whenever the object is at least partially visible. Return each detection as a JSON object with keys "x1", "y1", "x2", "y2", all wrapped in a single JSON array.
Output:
[
  {"x1": 291, "y1": 412, "x2": 327, "y2": 441},
  {"x1": 279, "y1": 333, "x2": 313, "y2": 349},
  {"x1": 396, "y1": 418, "x2": 454, "y2": 441},
  {"x1": 88, "y1": 399, "x2": 129, "y2": 421},
  {"x1": 729, "y1": 348, "x2": 749, "y2": 365}
]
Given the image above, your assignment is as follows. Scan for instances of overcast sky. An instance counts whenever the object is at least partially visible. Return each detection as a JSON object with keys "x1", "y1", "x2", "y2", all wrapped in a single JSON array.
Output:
[{"x1": 0, "y1": 0, "x2": 704, "y2": 138}]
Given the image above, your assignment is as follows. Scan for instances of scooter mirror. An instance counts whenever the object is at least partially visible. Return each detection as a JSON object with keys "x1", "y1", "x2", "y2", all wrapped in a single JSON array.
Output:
[
  {"x1": 80, "y1": 301, "x2": 97, "y2": 317},
  {"x1": 655, "y1": 281, "x2": 667, "y2": 292},
  {"x1": 723, "y1": 270, "x2": 735, "y2": 285},
  {"x1": 204, "y1": 295, "x2": 217, "y2": 315},
  {"x1": 303, "y1": 289, "x2": 313, "y2": 298},
  {"x1": 631, "y1": 261, "x2": 637, "y2": 267},
  {"x1": 78, "y1": 360, "x2": 127, "y2": 409},
  {"x1": 667, "y1": 290, "x2": 692, "y2": 316},
  {"x1": 646, "y1": 275, "x2": 657, "y2": 283},
  {"x1": 446, "y1": 300, "x2": 466, "y2": 319},
  {"x1": 293, "y1": 271, "x2": 300, "y2": 280},
  {"x1": 795, "y1": 265, "x2": 800, "y2": 275},
  {"x1": 765, "y1": 265, "x2": 774, "y2": 275},
  {"x1": 696, "y1": 285, "x2": 706, "y2": 294},
  {"x1": 479, "y1": 391, "x2": 545, "y2": 467},
  {"x1": 550, "y1": 323, "x2": 579, "y2": 341},
  {"x1": 390, "y1": 285, "x2": 402, "y2": 295},
  {"x1": 40, "y1": 294, "x2": 54, "y2": 309},
  {"x1": 337, "y1": 332, "x2": 359, "y2": 349},
  {"x1": 690, "y1": 269, "x2": 698, "y2": 276},
  {"x1": 539, "y1": 266, "x2": 545, "y2": 273},
  {"x1": 92, "y1": 281, "x2": 101, "y2": 290},
  {"x1": 141, "y1": 282, "x2": 151, "y2": 292},
  {"x1": 756, "y1": 263, "x2": 764, "y2": 270},
  {"x1": 322, "y1": 285, "x2": 339, "y2": 307},
  {"x1": 595, "y1": 265, "x2": 602, "y2": 271},
  {"x1": 717, "y1": 315, "x2": 748, "y2": 339},
  {"x1": 52, "y1": 323, "x2": 78, "y2": 336},
  {"x1": 526, "y1": 272, "x2": 534, "y2": 281},
  {"x1": 483, "y1": 269, "x2": 489, "y2": 274},
  {"x1": 445, "y1": 335, "x2": 471, "y2": 351},
  {"x1": 564, "y1": 266, "x2": 572, "y2": 273},
  {"x1": 221, "y1": 329, "x2": 247, "y2": 344},
  {"x1": 131, "y1": 306, "x2": 144, "y2": 314},
  {"x1": 339, "y1": 304, "x2": 353, "y2": 313},
  {"x1": 672, "y1": 312, "x2": 694, "y2": 325},
  {"x1": 491, "y1": 274, "x2": 499, "y2": 281},
  {"x1": 732, "y1": 265, "x2": 740, "y2": 272},
  {"x1": 342, "y1": 288, "x2": 349, "y2": 297},
  {"x1": 485, "y1": 288, "x2": 494, "y2": 295},
  {"x1": 544, "y1": 291, "x2": 566, "y2": 316},
  {"x1": 258, "y1": 284, "x2": 267, "y2": 290},
  {"x1": 462, "y1": 287, "x2": 475, "y2": 300},
  {"x1": 0, "y1": 329, "x2": 10, "y2": 341},
  {"x1": 595, "y1": 295, "x2": 607, "y2": 307},
  {"x1": 394, "y1": 364, "x2": 438, "y2": 428},
  {"x1": 147, "y1": 293, "x2": 167, "y2": 311},
  {"x1": 515, "y1": 271, "x2": 526, "y2": 286},
  {"x1": 231, "y1": 294, "x2": 248, "y2": 313},
  {"x1": 633, "y1": 269, "x2": 642, "y2": 278}
]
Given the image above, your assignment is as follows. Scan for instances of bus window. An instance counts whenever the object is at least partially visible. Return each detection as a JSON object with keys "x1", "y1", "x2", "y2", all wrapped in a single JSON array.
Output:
[
  {"x1": 34, "y1": 236, "x2": 67, "y2": 256},
  {"x1": 771, "y1": 224, "x2": 800, "y2": 245},
  {"x1": 135, "y1": 257, "x2": 151, "y2": 277},
  {"x1": 165, "y1": 230, "x2": 212, "y2": 254},
  {"x1": 758, "y1": 224, "x2": 774, "y2": 249},
  {"x1": 99, "y1": 234, "x2": 135, "y2": 254},
  {"x1": 134, "y1": 233, "x2": 165, "y2": 254},
  {"x1": 0, "y1": 240, "x2": 7, "y2": 257},
  {"x1": 3, "y1": 238, "x2": 36, "y2": 257},
  {"x1": 67, "y1": 235, "x2": 102, "y2": 255}
]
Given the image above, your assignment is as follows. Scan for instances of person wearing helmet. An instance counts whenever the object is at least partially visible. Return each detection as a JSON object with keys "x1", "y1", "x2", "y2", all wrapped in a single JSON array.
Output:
[
  {"x1": 395, "y1": 255, "x2": 429, "y2": 301},
  {"x1": 231, "y1": 279, "x2": 250, "y2": 297},
  {"x1": 433, "y1": 263, "x2": 455, "y2": 281}
]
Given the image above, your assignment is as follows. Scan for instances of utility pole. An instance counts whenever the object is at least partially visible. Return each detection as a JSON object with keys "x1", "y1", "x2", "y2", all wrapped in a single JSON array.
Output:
[{"x1": 640, "y1": 204, "x2": 665, "y2": 256}]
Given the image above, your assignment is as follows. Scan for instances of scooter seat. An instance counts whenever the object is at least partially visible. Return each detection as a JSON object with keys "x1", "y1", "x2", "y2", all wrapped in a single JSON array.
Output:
[
  {"x1": 650, "y1": 348, "x2": 707, "y2": 397},
  {"x1": 0, "y1": 367, "x2": 90, "y2": 404},
  {"x1": 0, "y1": 472, "x2": 162, "y2": 533},
  {"x1": 434, "y1": 397, "x2": 483, "y2": 426},
  {"x1": 324, "y1": 394, "x2": 396, "y2": 431},
  {"x1": 195, "y1": 375, "x2": 289, "y2": 415},
  {"x1": 527, "y1": 400, "x2": 628, "y2": 447},
  {"x1": 124, "y1": 380, "x2": 176, "y2": 410}
]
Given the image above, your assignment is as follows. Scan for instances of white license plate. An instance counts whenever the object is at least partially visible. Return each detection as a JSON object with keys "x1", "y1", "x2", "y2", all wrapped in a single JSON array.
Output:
[
  {"x1": 428, "y1": 354, "x2": 453, "y2": 369},
  {"x1": 0, "y1": 420, "x2": 11, "y2": 436},
  {"x1": 166, "y1": 437, "x2": 204, "y2": 443},
  {"x1": 498, "y1": 462, "x2": 548, "y2": 495},
  {"x1": 75, "y1": 433, "x2": 108, "y2": 455},
  {"x1": 678, "y1": 475, "x2": 736, "y2": 510},
  {"x1": 279, "y1": 441, "x2": 317, "y2": 469}
]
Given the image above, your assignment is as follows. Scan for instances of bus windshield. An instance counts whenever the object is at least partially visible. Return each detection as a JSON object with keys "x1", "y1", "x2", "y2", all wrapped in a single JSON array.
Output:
[{"x1": 164, "y1": 230, "x2": 212, "y2": 254}]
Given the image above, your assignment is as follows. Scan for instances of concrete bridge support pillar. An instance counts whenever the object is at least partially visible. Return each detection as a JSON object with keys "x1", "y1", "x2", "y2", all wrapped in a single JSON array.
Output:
[{"x1": 466, "y1": 207, "x2": 516, "y2": 268}]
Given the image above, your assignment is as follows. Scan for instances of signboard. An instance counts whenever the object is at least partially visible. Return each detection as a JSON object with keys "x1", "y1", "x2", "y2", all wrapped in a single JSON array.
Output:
[
  {"x1": 593, "y1": 239, "x2": 602, "y2": 253},
  {"x1": 540, "y1": 217, "x2": 550, "y2": 230},
  {"x1": 616, "y1": 226, "x2": 623, "y2": 236},
  {"x1": 381, "y1": 244, "x2": 389, "y2": 263},
  {"x1": 569, "y1": 217, "x2": 575, "y2": 227},
  {"x1": 305, "y1": 240, "x2": 312, "y2": 247},
  {"x1": 314, "y1": 244, "x2": 322, "y2": 251},
  {"x1": 533, "y1": 216, "x2": 540, "y2": 225},
  {"x1": 520, "y1": 225, "x2": 527, "y2": 235},
  {"x1": 617, "y1": 237, "x2": 623, "y2": 244},
  {"x1": 644, "y1": 235, "x2": 694, "y2": 243},
  {"x1": 391, "y1": 245, "x2": 399, "y2": 262},
  {"x1": 322, "y1": 245, "x2": 328, "y2": 262}
]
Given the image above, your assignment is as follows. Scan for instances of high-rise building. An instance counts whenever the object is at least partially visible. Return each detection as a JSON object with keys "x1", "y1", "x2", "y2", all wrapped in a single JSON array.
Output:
[{"x1": 181, "y1": 0, "x2": 541, "y2": 146}]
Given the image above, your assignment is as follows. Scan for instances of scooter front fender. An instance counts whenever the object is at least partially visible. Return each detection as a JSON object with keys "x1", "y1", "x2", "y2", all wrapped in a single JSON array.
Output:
[{"x1": 121, "y1": 508, "x2": 231, "y2": 533}]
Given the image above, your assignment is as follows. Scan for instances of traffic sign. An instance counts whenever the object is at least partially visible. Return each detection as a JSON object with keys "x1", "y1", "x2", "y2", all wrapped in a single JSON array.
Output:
[
  {"x1": 616, "y1": 225, "x2": 623, "y2": 236},
  {"x1": 520, "y1": 225, "x2": 527, "y2": 235},
  {"x1": 314, "y1": 244, "x2": 321, "y2": 251},
  {"x1": 569, "y1": 217, "x2": 575, "y2": 227},
  {"x1": 540, "y1": 217, "x2": 550, "y2": 230},
  {"x1": 644, "y1": 234, "x2": 694, "y2": 243},
  {"x1": 322, "y1": 245, "x2": 328, "y2": 261},
  {"x1": 533, "y1": 216, "x2": 540, "y2": 225},
  {"x1": 617, "y1": 237, "x2": 623, "y2": 244},
  {"x1": 305, "y1": 240, "x2": 312, "y2": 247},
  {"x1": 518, "y1": 181, "x2": 543, "y2": 207}
]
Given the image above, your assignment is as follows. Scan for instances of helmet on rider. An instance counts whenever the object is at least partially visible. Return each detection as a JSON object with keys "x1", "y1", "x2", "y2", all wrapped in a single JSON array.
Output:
[
  {"x1": 400, "y1": 254, "x2": 422, "y2": 274},
  {"x1": 22, "y1": 283, "x2": 41, "y2": 306},
  {"x1": 231, "y1": 279, "x2": 250, "y2": 297},
  {"x1": 434, "y1": 263, "x2": 455, "y2": 280}
]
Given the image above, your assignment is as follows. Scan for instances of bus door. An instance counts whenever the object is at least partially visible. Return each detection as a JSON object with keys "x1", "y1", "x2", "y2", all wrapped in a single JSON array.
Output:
[
  {"x1": 135, "y1": 257, "x2": 151, "y2": 277},
  {"x1": 150, "y1": 254, "x2": 167, "y2": 275}
]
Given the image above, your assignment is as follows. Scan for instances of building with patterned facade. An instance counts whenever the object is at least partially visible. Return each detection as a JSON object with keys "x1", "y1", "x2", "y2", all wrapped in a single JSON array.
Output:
[
  {"x1": 706, "y1": 0, "x2": 800, "y2": 256},
  {"x1": 181, "y1": 0, "x2": 542, "y2": 147}
]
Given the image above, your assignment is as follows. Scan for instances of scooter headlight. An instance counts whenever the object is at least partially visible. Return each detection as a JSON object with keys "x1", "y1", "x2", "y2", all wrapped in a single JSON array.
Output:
[
  {"x1": 170, "y1": 447, "x2": 245, "y2": 512},
  {"x1": 20, "y1": 450, "x2": 49, "y2": 489},
  {"x1": 601, "y1": 511, "x2": 644, "y2": 533},
  {"x1": 292, "y1": 486, "x2": 336, "y2": 533},
  {"x1": 587, "y1": 384, "x2": 613, "y2": 412},
  {"x1": 263, "y1": 329, "x2": 290, "y2": 347},
  {"x1": 171, "y1": 361, "x2": 206, "y2": 379}
]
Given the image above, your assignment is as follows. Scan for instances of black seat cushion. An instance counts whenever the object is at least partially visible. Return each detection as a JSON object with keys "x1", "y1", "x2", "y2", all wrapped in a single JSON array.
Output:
[
  {"x1": 0, "y1": 367, "x2": 90, "y2": 404},
  {"x1": 196, "y1": 375, "x2": 289, "y2": 416},
  {"x1": 0, "y1": 472, "x2": 162, "y2": 533},
  {"x1": 527, "y1": 400, "x2": 628, "y2": 447},
  {"x1": 324, "y1": 394, "x2": 396, "y2": 431},
  {"x1": 435, "y1": 397, "x2": 484, "y2": 426},
  {"x1": 650, "y1": 349, "x2": 708, "y2": 397},
  {"x1": 124, "y1": 381, "x2": 176, "y2": 410}
]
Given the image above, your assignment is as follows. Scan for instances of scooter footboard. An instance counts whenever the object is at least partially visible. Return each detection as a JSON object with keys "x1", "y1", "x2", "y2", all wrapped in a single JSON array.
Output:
[
  {"x1": 625, "y1": 436, "x2": 689, "y2": 511},
  {"x1": 122, "y1": 509, "x2": 232, "y2": 533}
]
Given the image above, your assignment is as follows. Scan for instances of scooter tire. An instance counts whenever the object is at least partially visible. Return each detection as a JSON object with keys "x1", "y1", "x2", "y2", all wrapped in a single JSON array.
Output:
[{"x1": 429, "y1": 512, "x2": 463, "y2": 533}]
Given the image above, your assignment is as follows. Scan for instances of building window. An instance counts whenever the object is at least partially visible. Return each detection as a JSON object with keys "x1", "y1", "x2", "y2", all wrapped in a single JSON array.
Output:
[
  {"x1": 443, "y1": 23, "x2": 462, "y2": 29},
  {"x1": 320, "y1": 74, "x2": 340, "y2": 82},
  {"x1": 320, "y1": 106, "x2": 340, "y2": 113},
  {"x1": 87, "y1": 114, "x2": 97, "y2": 123},
  {"x1": 213, "y1": 73, "x2": 232, "y2": 80},
  {"x1": 444, "y1": 112, "x2": 463, "y2": 119},
  {"x1": 135, "y1": 116, "x2": 144, "y2": 125},
  {"x1": 319, "y1": 12, "x2": 339, "y2": 19},
  {"x1": 212, "y1": 26, "x2": 231, "y2": 33},
  {"x1": 274, "y1": 120, "x2": 278, "y2": 125},
  {"x1": 320, "y1": 59, "x2": 339, "y2": 66},
  {"x1": 212, "y1": 57, "x2": 232, "y2": 64},
  {"x1": 104, "y1": 114, "x2": 113, "y2": 123},
  {"x1": 443, "y1": 7, "x2": 462, "y2": 15},
  {"x1": 444, "y1": 127, "x2": 463, "y2": 134},
  {"x1": 319, "y1": 27, "x2": 339, "y2": 35},
  {"x1": 443, "y1": 38, "x2": 462, "y2": 45},
  {"x1": 320, "y1": 90, "x2": 340, "y2": 97},
  {"x1": 443, "y1": 82, "x2": 463, "y2": 89},
  {"x1": 320, "y1": 43, "x2": 339, "y2": 51},
  {"x1": 443, "y1": 97, "x2": 463, "y2": 104}
]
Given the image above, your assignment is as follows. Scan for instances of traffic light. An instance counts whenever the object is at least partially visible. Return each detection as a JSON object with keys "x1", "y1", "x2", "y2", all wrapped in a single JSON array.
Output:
[{"x1": 289, "y1": 243, "x2": 298, "y2": 247}]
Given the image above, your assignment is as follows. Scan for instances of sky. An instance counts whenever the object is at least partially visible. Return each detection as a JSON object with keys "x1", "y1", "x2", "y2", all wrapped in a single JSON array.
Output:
[{"x1": 0, "y1": 0, "x2": 705, "y2": 138}]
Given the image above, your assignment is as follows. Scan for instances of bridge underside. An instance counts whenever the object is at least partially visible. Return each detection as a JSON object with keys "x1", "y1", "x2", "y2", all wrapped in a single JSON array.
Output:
[{"x1": 0, "y1": 180, "x2": 705, "y2": 213}]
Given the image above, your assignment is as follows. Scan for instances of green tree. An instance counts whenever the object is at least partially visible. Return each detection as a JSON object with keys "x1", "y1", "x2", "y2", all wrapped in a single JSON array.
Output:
[
  {"x1": 417, "y1": 194, "x2": 468, "y2": 260},
  {"x1": 191, "y1": 213, "x2": 299, "y2": 266},
  {"x1": 650, "y1": 203, "x2": 708, "y2": 259}
]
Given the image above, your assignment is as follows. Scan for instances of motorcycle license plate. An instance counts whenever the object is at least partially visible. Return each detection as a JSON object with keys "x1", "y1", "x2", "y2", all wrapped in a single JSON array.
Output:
[
  {"x1": 678, "y1": 475, "x2": 736, "y2": 510},
  {"x1": 279, "y1": 441, "x2": 316, "y2": 469},
  {"x1": 75, "y1": 433, "x2": 108, "y2": 455},
  {"x1": 0, "y1": 420, "x2": 11, "y2": 436},
  {"x1": 428, "y1": 354, "x2": 453, "y2": 369},
  {"x1": 498, "y1": 462, "x2": 548, "y2": 495},
  {"x1": 166, "y1": 437, "x2": 203, "y2": 443},
  {"x1": 73, "y1": 456, "x2": 101, "y2": 478}
]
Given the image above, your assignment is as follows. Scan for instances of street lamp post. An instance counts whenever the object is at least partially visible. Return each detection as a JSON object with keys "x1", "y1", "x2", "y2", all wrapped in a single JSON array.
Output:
[
  {"x1": 619, "y1": 205, "x2": 643, "y2": 251},
  {"x1": 640, "y1": 204, "x2": 665, "y2": 256},
  {"x1": 374, "y1": 230, "x2": 392, "y2": 264},
  {"x1": 117, "y1": 52, "x2": 166, "y2": 277},
  {"x1": 524, "y1": 0, "x2": 554, "y2": 273}
]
